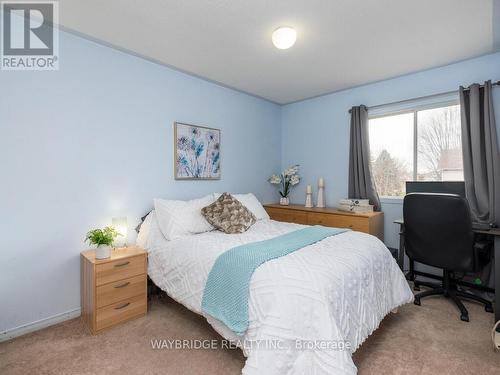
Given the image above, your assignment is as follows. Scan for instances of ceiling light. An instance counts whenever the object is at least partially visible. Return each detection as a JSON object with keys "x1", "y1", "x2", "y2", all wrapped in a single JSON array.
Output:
[{"x1": 272, "y1": 27, "x2": 297, "y2": 50}]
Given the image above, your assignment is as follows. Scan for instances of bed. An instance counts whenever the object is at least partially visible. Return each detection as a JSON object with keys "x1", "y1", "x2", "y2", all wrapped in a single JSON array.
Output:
[{"x1": 140, "y1": 207, "x2": 413, "y2": 374}]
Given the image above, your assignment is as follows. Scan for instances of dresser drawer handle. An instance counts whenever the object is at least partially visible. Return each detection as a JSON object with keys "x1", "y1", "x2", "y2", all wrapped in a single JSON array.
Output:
[
  {"x1": 114, "y1": 261, "x2": 130, "y2": 268},
  {"x1": 114, "y1": 302, "x2": 130, "y2": 310},
  {"x1": 114, "y1": 282, "x2": 130, "y2": 289}
]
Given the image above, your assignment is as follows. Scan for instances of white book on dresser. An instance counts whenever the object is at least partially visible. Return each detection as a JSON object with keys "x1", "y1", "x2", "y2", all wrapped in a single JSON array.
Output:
[
  {"x1": 338, "y1": 198, "x2": 371, "y2": 207},
  {"x1": 338, "y1": 203, "x2": 374, "y2": 213}
]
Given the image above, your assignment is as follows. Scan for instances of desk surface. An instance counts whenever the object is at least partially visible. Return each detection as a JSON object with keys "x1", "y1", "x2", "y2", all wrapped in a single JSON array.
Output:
[{"x1": 394, "y1": 218, "x2": 500, "y2": 236}]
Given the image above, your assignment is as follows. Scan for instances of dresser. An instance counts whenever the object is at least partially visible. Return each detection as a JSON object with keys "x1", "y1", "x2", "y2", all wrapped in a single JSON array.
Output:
[
  {"x1": 264, "y1": 204, "x2": 384, "y2": 241},
  {"x1": 80, "y1": 246, "x2": 147, "y2": 334}
]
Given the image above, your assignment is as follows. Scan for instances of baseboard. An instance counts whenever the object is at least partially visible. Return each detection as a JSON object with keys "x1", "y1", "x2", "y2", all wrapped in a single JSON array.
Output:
[{"x1": 0, "y1": 308, "x2": 81, "y2": 343}]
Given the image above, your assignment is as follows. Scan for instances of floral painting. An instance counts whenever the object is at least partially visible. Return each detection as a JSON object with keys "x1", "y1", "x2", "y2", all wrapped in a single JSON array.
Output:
[{"x1": 174, "y1": 122, "x2": 221, "y2": 179}]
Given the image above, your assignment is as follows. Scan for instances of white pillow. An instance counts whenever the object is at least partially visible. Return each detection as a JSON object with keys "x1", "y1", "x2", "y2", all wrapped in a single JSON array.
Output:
[
  {"x1": 136, "y1": 211, "x2": 153, "y2": 249},
  {"x1": 136, "y1": 210, "x2": 165, "y2": 250},
  {"x1": 212, "y1": 193, "x2": 270, "y2": 220},
  {"x1": 154, "y1": 195, "x2": 215, "y2": 240}
]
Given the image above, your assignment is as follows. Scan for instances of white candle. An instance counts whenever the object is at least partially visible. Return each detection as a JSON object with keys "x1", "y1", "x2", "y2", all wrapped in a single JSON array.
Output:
[
  {"x1": 318, "y1": 177, "x2": 324, "y2": 187},
  {"x1": 306, "y1": 184, "x2": 312, "y2": 194}
]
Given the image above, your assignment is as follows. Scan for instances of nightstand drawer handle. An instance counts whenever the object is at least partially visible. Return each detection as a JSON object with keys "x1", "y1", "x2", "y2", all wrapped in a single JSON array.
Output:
[
  {"x1": 114, "y1": 302, "x2": 130, "y2": 310},
  {"x1": 114, "y1": 261, "x2": 130, "y2": 268},
  {"x1": 114, "y1": 282, "x2": 130, "y2": 289}
]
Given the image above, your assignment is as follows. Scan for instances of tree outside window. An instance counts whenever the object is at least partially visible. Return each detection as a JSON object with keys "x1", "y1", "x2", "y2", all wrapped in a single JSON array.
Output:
[{"x1": 369, "y1": 104, "x2": 462, "y2": 197}]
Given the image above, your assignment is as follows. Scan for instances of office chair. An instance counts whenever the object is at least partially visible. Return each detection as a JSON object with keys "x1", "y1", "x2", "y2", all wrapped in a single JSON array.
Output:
[{"x1": 403, "y1": 193, "x2": 493, "y2": 322}]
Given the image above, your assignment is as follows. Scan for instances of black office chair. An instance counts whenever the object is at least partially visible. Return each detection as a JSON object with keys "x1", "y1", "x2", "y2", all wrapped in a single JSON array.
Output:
[{"x1": 403, "y1": 193, "x2": 493, "y2": 322}]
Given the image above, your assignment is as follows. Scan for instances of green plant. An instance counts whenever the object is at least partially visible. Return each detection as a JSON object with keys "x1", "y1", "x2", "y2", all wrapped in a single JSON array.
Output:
[{"x1": 85, "y1": 226, "x2": 121, "y2": 247}]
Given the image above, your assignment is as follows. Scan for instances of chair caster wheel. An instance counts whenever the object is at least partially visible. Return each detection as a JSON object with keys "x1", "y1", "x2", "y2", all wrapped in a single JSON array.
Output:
[
  {"x1": 414, "y1": 299, "x2": 421, "y2": 306},
  {"x1": 485, "y1": 305, "x2": 494, "y2": 313},
  {"x1": 460, "y1": 314, "x2": 469, "y2": 322}
]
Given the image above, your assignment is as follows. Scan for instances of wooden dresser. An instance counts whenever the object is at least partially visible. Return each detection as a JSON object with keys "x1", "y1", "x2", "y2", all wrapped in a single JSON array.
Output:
[
  {"x1": 81, "y1": 246, "x2": 147, "y2": 334},
  {"x1": 264, "y1": 204, "x2": 384, "y2": 241}
]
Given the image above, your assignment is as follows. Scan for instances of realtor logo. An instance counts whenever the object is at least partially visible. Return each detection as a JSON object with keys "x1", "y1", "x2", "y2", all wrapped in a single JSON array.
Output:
[{"x1": 1, "y1": 1, "x2": 59, "y2": 70}]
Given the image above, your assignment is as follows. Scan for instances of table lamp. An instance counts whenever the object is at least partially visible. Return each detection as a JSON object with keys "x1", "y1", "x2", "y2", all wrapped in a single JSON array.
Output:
[{"x1": 112, "y1": 216, "x2": 128, "y2": 248}]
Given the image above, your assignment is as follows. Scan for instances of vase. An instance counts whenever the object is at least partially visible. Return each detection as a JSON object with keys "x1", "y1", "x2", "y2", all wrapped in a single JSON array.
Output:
[
  {"x1": 95, "y1": 245, "x2": 111, "y2": 259},
  {"x1": 280, "y1": 197, "x2": 290, "y2": 206}
]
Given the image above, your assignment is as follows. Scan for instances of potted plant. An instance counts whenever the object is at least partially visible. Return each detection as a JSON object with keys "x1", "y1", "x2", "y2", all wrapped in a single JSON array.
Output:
[
  {"x1": 85, "y1": 226, "x2": 121, "y2": 259},
  {"x1": 268, "y1": 164, "x2": 301, "y2": 205}
]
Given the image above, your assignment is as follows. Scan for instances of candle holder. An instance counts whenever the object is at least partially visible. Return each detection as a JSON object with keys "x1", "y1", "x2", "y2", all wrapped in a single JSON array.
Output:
[
  {"x1": 305, "y1": 192, "x2": 313, "y2": 208},
  {"x1": 316, "y1": 178, "x2": 325, "y2": 208}
]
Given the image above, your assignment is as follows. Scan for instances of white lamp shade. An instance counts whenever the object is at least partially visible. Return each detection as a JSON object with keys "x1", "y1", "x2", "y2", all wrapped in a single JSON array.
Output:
[
  {"x1": 272, "y1": 27, "x2": 297, "y2": 49},
  {"x1": 112, "y1": 216, "x2": 128, "y2": 246}
]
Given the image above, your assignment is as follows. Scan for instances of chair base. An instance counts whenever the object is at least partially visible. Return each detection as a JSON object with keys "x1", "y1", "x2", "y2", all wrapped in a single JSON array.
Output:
[{"x1": 413, "y1": 272, "x2": 493, "y2": 322}]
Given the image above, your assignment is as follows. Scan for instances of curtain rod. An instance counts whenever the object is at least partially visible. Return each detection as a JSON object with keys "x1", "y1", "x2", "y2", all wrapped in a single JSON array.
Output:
[{"x1": 348, "y1": 80, "x2": 500, "y2": 114}]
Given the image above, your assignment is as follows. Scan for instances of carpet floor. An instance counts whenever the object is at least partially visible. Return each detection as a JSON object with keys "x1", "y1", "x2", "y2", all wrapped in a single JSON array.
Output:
[{"x1": 1, "y1": 290, "x2": 499, "y2": 374}]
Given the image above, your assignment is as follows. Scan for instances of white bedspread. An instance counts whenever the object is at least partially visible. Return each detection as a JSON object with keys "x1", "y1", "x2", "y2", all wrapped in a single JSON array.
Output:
[{"x1": 147, "y1": 219, "x2": 413, "y2": 374}]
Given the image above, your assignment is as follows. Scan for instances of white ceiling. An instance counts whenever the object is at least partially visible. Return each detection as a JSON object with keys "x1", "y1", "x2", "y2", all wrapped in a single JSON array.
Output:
[{"x1": 58, "y1": 0, "x2": 496, "y2": 104}]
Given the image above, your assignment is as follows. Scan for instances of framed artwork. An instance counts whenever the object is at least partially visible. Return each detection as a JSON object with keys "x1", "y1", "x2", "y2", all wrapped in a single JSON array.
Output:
[{"x1": 174, "y1": 122, "x2": 221, "y2": 180}]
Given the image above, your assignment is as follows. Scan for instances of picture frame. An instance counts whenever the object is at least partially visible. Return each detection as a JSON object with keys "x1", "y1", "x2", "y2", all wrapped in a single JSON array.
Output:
[{"x1": 174, "y1": 122, "x2": 221, "y2": 180}]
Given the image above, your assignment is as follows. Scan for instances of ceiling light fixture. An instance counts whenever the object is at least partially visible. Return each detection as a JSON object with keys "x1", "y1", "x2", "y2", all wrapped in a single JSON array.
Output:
[{"x1": 272, "y1": 26, "x2": 297, "y2": 50}]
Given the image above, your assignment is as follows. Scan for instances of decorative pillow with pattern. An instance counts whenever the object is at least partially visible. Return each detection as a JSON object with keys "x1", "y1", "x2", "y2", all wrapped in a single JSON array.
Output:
[{"x1": 201, "y1": 193, "x2": 256, "y2": 234}]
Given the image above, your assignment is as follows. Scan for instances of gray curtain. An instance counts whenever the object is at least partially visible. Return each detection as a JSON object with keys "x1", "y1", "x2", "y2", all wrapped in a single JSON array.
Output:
[
  {"x1": 459, "y1": 81, "x2": 500, "y2": 225},
  {"x1": 348, "y1": 105, "x2": 381, "y2": 211}
]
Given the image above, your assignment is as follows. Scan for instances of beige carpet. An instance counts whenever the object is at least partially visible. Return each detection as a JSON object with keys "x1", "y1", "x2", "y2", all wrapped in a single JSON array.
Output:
[{"x1": 1, "y1": 292, "x2": 499, "y2": 375}]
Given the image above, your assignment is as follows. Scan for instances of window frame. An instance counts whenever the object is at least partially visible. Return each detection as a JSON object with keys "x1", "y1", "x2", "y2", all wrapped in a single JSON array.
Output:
[{"x1": 368, "y1": 99, "x2": 461, "y2": 200}]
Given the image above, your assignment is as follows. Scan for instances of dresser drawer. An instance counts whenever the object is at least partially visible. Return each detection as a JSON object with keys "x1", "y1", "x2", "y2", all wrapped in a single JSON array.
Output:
[
  {"x1": 307, "y1": 213, "x2": 368, "y2": 232},
  {"x1": 95, "y1": 255, "x2": 146, "y2": 286},
  {"x1": 263, "y1": 204, "x2": 383, "y2": 241},
  {"x1": 266, "y1": 207, "x2": 308, "y2": 224},
  {"x1": 96, "y1": 274, "x2": 146, "y2": 308},
  {"x1": 95, "y1": 294, "x2": 147, "y2": 331}
]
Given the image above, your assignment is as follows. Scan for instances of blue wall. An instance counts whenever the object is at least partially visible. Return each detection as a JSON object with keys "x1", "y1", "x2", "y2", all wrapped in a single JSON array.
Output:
[
  {"x1": 281, "y1": 52, "x2": 500, "y2": 250},
  {"x1": 1, "y1": 21, "x2": 500, "y2": 336},
  {"x1": 0, "y1": 30, "x2": 281, "y2": 334}
]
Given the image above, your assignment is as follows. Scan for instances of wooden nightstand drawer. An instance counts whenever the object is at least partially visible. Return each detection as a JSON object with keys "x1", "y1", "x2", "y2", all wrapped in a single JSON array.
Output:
[
  {"x1": 96, "y1": 274, "x2": 146, "y2": 308},
  {"x1": 95, "y1": 254, "x2": 146, "y2": 286},
  {"x1": 95, "y1": 294, "x2": 147, "y2": 331}
]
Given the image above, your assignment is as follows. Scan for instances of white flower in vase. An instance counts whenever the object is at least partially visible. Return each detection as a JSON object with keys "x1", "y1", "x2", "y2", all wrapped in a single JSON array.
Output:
[
  {"x1": 268, "y1": 165, "x2": 301, "y2": 205},
  {"x1": 290, "y1": 175, "x2": 300, "y2": 186},
  {"x1": 268, "y1": 174, "x2": 282, "y2": 184},
  {"x1": 284, "y1": 164, "x2": 299, "y2": 177}
]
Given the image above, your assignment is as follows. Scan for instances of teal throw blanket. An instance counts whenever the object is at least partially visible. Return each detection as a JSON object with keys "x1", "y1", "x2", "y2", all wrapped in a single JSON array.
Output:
[{"x1": 201, "y1": 225, "x2": 349, "y2": 335}]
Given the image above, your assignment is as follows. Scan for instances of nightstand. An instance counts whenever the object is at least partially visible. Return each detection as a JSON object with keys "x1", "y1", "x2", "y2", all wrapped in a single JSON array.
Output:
[{"x1": 80, "y1": 246, "x2": 147, "y2": 334}]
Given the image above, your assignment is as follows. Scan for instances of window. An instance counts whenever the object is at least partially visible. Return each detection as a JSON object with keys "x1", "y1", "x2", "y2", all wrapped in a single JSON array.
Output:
[{"x1": 369, "y1": 103, "x2": 462, "y2": 197}]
